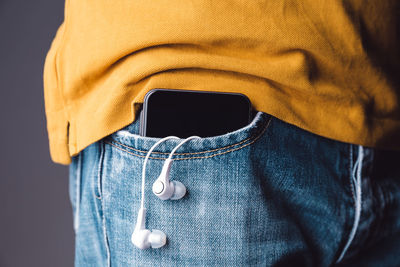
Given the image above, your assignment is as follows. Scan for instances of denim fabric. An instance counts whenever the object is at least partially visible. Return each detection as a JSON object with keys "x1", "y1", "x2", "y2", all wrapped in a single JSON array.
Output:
[{"x1": 69, "y1": 111, "x2": 400, "y2": 267}]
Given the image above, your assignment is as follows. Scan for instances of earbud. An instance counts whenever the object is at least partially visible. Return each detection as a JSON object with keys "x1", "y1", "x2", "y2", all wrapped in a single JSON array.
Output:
[
  {"x1": 131, "y1": 207, "x2": 166, "y2": 249},
  {"x1": 132, "y1": 135, "x2": 200, "y2": 250},
  {"x1": 152, "y1": 158, "x2": 187, "y2": 200},
  {"x1": 152, "y1": 136, "x2": 199, "y2": 200},
  {"x1": 132, "y1": 136, "x2": 179, "y2": 250}
]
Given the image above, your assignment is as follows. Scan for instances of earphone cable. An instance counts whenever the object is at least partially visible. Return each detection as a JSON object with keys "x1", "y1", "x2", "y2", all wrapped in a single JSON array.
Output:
[
  {"x1": 167, "y1": 136, "x2": 201, "y2": 161},
  {"x1": 140, "y1": 136, "x2": 179, "y2": 209}
]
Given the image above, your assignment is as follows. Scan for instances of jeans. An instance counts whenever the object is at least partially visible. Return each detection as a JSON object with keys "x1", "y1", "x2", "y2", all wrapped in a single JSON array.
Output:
[{"x1": 69, "y1": 111, "x2": 400, "y2": 266}]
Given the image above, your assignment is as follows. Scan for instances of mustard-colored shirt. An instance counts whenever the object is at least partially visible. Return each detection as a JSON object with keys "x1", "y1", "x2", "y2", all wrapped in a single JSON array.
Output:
[{"x1": 44, "y1": 0, "x2": 400, "y2": 165}]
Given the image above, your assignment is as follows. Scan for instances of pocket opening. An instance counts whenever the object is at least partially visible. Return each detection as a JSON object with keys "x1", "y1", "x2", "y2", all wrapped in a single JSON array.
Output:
[{"x1": 105, "y1": 112, "x2": 272, "y2": 160}]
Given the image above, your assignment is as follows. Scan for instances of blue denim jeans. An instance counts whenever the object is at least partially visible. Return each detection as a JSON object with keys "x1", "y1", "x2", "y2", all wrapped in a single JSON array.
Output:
[{"x1": 69, "y1": 111, "x2": 400, "y2": 266}]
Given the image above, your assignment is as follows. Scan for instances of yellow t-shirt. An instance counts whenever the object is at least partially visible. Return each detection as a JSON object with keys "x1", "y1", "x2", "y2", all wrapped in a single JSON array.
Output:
[{"x1": 44, "y1": 0, "x2": 400, "y2": 165}]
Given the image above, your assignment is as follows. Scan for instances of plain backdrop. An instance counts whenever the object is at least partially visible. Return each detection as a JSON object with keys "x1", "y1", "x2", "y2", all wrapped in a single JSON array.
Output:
[{"x1": 0, "y1": 0, "x2": 74, "y2": 266}]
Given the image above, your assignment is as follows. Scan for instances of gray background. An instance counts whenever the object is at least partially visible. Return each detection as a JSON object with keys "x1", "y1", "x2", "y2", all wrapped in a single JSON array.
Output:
[{"x1": 0, "y1": 0, "x2": 74, "y2": 266}]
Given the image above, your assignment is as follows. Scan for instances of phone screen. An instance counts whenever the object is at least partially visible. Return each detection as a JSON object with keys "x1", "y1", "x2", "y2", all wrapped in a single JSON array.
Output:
[{"x1": 140, "y1": 89, "x2": 253, "y2": 138}]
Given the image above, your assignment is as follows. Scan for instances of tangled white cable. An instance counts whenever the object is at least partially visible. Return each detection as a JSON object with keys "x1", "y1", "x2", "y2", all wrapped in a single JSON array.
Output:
[{"x1": 131, "y1": 135, "x2": 200, "y2": 249}]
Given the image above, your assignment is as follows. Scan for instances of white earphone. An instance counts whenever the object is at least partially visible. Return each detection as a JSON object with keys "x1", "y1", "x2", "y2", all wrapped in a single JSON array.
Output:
[
  {"x1": 131, "y1": 135, "x2": 200, "y2": 250},
  {"x1": 131, "y1": 207, "x2": 166, "y2": 249},
  {"x1": 152, "y1": 136, "x2": 199, "y2": 200}
]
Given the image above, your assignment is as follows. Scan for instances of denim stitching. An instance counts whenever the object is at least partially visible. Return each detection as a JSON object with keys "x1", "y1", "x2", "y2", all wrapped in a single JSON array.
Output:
[
  {"x1": 98, "y1": 141, "x2": 111, "y2": 266},
  {"x1": 335, "y1": 144, "x2": 355, "y2": 263},
  {"x1": 73, "y1": 152, "x2": 82, "y2": 232},
  {"x1": 110, "y1": 132, "x2": 254, "y2": 156},
  {"x1": 336, "y1": 145, "x2": 364, "y2": 263},
  {"x1": 348, "y1": 145, "x2": 356, "y2": 205},
  {"x1": 104, "y1": 117, "x2": 271, "y2": 160},
  {"x1": 94, "y1": 141, "x2": 105, "y2": 200},
  {"x1": 102, "y1": 212, "x2": 111, "y2": 267}
]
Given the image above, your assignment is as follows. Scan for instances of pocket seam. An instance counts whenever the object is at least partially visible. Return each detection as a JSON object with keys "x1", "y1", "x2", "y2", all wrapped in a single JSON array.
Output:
[
  {"x1": 110, "y1": 132, "x2": 254, "y2": 156},
  {"x1": 104, "y1": 117, "x2": 272, "y2": 160},
  {"x1": 73, "y1": 152, "x2": 82, "y2": 232},
  {"x1": 93, "y1": 140, "x2": 105, "y2": 200}
]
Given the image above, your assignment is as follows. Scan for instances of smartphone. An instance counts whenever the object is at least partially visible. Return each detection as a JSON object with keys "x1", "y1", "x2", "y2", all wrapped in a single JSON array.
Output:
[{"x1": 139, "y1": 89, "x2": 254, "y2": 138}]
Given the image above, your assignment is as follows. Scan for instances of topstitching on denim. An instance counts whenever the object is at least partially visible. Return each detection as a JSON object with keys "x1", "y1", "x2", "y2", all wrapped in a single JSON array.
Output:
[
  {"x1": 336, "y1": 145, "x2": 364, "y2": 263},
  {"x1": 104, "y1": 116, "x2": 271, "y2": 161},
  {"x1": 96, "y1": 140, "x2": 111, "y2": 267},
  {"x1": 104, "y1": 114, "x2": 272, "y2": 160},
  {"x1": 94, "y1": 140, "x2": 105, "y2": 200},
  {"x1": 73, "y1": 152, "x2": 82, "y2": 232}
]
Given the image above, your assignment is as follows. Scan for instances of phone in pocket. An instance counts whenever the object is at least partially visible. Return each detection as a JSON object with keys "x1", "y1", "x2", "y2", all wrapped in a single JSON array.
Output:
[{"x1": 139, "y1": 89, "x2": 254, "y2": 138}]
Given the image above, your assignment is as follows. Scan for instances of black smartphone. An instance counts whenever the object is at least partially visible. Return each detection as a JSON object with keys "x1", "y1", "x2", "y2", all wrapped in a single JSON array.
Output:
[{"x1": 139, "y1": 89, "x2": 254, "y2": 138}]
